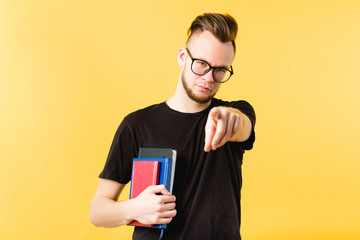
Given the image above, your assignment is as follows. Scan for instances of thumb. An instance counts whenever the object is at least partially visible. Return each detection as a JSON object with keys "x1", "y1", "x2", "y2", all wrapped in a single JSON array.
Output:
[{"x1": 146, "y1": 185, "x2": 170, "y2": 195}]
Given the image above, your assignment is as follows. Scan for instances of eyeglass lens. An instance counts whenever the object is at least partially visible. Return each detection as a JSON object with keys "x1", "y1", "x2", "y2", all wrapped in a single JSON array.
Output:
[{"x1": 192, "y1": 60, "x2": 231, "y2": 82}]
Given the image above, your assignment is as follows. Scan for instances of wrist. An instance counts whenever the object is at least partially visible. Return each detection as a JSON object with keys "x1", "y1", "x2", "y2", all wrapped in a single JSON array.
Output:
[{"x1": 114, "y1": 198, "x2": 138, "y2": 225}]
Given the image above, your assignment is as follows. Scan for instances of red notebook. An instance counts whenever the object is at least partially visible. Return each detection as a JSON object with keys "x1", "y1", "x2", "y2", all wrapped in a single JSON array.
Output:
[{"x1": 129, "y1": 160, "x2": 161, "y2": 227}]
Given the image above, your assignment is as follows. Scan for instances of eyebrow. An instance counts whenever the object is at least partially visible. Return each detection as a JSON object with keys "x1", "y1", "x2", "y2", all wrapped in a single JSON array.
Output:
[
  {"x1": 201, "y1": 58, "x2": 231, "y2": 70},
  {"x1": 186, "y1": 48, "x2": 231, "y2": 69}
]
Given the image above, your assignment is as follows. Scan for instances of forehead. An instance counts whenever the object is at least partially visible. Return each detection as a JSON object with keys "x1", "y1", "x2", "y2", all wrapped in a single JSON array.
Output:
[{"x1": 187, "y1": 30, "x2": 235, "y2": 67}]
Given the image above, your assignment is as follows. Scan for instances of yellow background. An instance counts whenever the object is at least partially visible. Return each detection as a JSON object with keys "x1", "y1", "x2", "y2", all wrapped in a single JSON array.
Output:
[{"x1": 1, "y1": 0, "x2": 359, "y2": 239}]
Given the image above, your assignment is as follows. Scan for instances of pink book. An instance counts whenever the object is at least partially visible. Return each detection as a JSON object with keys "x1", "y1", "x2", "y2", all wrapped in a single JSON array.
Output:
[{"x1": 129, "y1": 160, "x2": 161, "y2": 227}]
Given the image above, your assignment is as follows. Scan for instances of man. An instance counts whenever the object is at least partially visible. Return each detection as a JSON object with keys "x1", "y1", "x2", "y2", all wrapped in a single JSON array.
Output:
[{"x1": 90, "y1": 13, "x2": 256, "y2": 240}]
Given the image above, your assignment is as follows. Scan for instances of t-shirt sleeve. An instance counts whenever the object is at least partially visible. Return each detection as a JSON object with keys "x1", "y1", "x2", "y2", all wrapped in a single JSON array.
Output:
[{"x1": 99, "y1": 119, "x2": 137, "y2": 184}]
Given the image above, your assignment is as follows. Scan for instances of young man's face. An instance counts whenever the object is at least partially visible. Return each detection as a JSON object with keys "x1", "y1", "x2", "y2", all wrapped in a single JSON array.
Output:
[{"x1": 180, "y1": 30, "x2": 235, "y2": 104}]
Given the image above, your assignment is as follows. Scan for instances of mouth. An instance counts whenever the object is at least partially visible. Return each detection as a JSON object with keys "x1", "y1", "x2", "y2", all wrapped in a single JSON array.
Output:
[{"x1": 197, "y1": 84, "x2": 212, "y2": 92}]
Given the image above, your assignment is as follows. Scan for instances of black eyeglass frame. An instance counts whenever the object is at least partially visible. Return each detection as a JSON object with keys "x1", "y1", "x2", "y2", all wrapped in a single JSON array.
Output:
[{"x1": 185, "y1": 48, "x2": 234, "y2": 83}]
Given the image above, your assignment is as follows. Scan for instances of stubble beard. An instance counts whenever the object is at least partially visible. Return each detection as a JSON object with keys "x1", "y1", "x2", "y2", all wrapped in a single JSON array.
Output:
[{"x1": 181, "y1": 72, "x2": 218, "y2": 104}]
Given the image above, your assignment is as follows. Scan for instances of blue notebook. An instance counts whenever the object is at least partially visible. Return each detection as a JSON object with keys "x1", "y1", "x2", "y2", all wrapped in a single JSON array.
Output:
[{"x1": 129, "y1": 154, "x2": 176, "y2": 229}]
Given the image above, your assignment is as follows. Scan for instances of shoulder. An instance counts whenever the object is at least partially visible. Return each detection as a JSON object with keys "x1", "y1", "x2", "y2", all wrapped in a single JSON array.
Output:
[
  {"x1": 125, "y1": 102, "x2": 164, "y2": 120},
  {"x1": 130, "y1": 102, "x2": 164, "y2": 114},
  {"x1": 212, "y1": 98, "x2": 254, "y2": 110},
  {"x1": 113, "y1": 103, "x2": 164, "y2": 137}
]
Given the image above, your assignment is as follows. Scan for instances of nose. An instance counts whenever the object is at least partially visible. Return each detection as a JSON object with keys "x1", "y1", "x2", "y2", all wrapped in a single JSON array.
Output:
[{"x1": 201, "y1": 69, "x2": 215, "y2": 82}]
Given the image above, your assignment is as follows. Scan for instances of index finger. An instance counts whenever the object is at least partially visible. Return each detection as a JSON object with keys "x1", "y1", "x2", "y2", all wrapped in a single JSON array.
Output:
[
  {"x1": 204, "y1": 108, "x2": 219, "y2": 152},
  {"x1": 160, "y1": 194, "x2": 176, "y2": 204}
]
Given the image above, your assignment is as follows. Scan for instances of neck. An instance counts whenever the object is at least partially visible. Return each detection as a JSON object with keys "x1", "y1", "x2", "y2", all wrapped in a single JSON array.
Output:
[
  {"x1": 166, "y1": 77, "x2": 212, "y2": 113},
  {"x1": 166, "y1": 95, "x2": 211, "y2": 113}
]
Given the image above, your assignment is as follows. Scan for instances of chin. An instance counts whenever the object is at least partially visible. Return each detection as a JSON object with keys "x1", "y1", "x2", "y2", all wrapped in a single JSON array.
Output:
[
  {"x1": 181, "y1": 72, "x2": 218, "y2": 104},
  {"x1": 189, "y1": 91, "x2": 216, "y2": 104}
]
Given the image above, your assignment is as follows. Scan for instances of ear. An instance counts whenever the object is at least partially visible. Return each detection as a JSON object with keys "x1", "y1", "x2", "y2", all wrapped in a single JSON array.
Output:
[{"x1": 177, "y1": 47, "x2": 186, "y2": 68}]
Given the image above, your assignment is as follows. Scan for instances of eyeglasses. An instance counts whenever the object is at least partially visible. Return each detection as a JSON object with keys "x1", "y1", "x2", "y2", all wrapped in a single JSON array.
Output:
[{"x1": 185, "y1": 48, "x2": 233, "y2": 83}]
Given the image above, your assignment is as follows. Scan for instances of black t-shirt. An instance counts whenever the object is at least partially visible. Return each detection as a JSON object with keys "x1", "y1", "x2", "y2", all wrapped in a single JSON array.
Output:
[{"x1": 99, "y1": 98, "x2": 256, "y2": 240}]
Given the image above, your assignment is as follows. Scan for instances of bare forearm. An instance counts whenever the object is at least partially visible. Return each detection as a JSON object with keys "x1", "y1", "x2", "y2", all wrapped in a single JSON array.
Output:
[
  {"x1": 89, "y1": 184, "x2": 177, "y2": 228},
  {"x1": 89, "y1": 196, "x2": 134, "y2": 228}
]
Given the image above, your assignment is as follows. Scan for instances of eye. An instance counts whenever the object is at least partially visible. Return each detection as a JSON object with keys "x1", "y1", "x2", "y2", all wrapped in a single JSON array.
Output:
[
  {"x1": 198, "y1": 61, "x2": 207, "y2": 66},
  {"x1": 215, "y1": 68, "x2": 227, "y2": 73},
  {"x1": 194, "y1": 60, "x2": 209, "y2": 69}
]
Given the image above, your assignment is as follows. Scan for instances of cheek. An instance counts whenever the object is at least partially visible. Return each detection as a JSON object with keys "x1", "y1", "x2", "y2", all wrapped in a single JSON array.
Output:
[
  {"x1": 213, "y1": 83, "x2": 221, "y2": 91},
  {"x1": 184, "y1": 68, "x2": 196, "y2": 82}
]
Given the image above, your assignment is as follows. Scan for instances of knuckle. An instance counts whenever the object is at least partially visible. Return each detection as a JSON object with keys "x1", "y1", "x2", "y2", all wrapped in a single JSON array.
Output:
[
  {"x1": 155, "y1": 212, "x2": 162, "y2": 219},
  {"x1": 154, "y1": 205, "x2": 162, "y2": 212},
  {"x1": 155, "y1": 197, "x2": 163, "y2": 205},
  {"x1": 153, "y1": 215, "x2": 160, "y2": 223}
]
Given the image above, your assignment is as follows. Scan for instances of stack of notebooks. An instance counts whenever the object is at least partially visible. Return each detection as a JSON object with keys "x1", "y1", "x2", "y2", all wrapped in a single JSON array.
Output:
[{"x1": 128, "y1": 148, "x2": 177, "y2": 229}]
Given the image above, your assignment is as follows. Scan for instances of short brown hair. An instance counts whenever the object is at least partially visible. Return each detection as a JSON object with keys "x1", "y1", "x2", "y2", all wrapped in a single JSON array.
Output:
[{"x1": 187, "y1": 13, "x2": 238, "y2": 53}]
